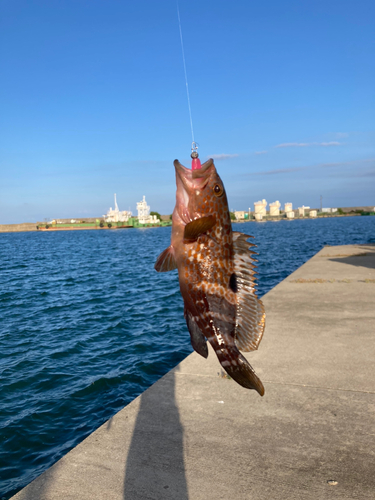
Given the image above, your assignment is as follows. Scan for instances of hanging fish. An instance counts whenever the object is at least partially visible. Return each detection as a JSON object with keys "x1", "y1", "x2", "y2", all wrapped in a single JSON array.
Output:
[{"x1": 155, "y1": 155, "x2": 265, "y2": 395}]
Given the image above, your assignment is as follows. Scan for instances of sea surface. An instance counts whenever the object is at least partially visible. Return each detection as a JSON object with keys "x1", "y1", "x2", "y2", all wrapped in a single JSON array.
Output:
[{"x1": 1, "y1": 216, "x2": 374, "y2": 498}]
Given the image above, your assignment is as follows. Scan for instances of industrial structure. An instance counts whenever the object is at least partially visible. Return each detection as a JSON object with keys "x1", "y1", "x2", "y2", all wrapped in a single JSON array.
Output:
[
  {"x1": 269, "y1": 201, "x2": 281, "y2": 216},
  {"x1": 136, "y1": 196, "x2": 160, "y2": 225},
  {"x1": 298, "y1": 206, "x2": 310, "y2": 217},
  {"x1": 103, "y1": 194, "x2": 132, "y2": 223},
  {"x1": 254, "y1": 199, "x2": 267, "y2": 215}
]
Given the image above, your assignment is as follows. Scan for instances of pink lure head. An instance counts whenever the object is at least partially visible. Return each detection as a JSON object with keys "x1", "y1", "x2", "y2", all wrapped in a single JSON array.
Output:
[
  {"x1": 191, "y1": 157, "x2": 201, "y2": 170},
  {"x1": 191, "y1": 149, "x2": 201, "y2": 170}
]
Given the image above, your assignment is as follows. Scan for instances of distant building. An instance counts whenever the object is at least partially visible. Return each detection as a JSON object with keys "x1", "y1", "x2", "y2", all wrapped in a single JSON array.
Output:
[
  {"x1": 286, "y1": 211, "x2": 295, "y2": 219},
  {"x1": 322, "y1": 208, "x2": 337, "y2": 213},
  {"x1": 254, "y1": 199, "x2": 267, "y2": 216},
  {"x1": 104, "y1": 194, "x2": 132, "y2": 223},
  {"x1": 284, "y1": 203, "x2": 293, "y2": 213},
  {"x1": 298, "y1": 206, "x2": 310, "y2": 216},
  {"x1": 234, "y1": 211, "x2": 248, "y2": 220},
  {"x1": 137, "y1": 196, "x2": 160, "y2": 224},
  {"x1": 269, "y1": 201, "x2": 281, "y2": 216},
  {"x1": 309, "y1": 210, "x2": 317, "y2": 218}
]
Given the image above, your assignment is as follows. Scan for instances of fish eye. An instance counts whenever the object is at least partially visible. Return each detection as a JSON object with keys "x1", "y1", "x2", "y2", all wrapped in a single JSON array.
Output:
[{"x1": 213, "y1": 184, "x2": 223, "y2": 197}]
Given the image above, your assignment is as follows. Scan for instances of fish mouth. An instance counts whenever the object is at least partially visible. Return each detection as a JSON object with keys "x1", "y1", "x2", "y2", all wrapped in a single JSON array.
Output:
[
  {"x1": 173, "y1": 158, "x2": 215, "y2": 193},
  {"x1": 173, "y1": 158, "x2": 216, "y2": 223}
]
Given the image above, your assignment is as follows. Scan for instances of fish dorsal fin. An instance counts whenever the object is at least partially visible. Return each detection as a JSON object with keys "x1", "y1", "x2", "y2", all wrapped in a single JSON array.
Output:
[
  {"x1": 154, "y1": 246, "x2": 177, "y2": 272},
  {"x1": 184, "y1": 215, "x2": 216, "y2": 242},
  {"x1": 232, "y1": 231, "x2": 266, "y2": 352}
]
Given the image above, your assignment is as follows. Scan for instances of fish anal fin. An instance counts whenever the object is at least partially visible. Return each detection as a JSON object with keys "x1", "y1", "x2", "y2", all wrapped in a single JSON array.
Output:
[
  {"x1": 184, "y1": 215, "x2": 216, "y2": 242},
  {"x1": 154, "y1": 246, "x2": 177, "y2": 272},
  {"x1": 185, "y1": 310, "x2": 208, "y2": 358}
]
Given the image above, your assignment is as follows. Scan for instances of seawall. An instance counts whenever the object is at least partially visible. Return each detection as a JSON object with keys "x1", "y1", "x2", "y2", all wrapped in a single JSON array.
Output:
[
  {"x1": 0, "y1": 223, "x2": 38, "y2": 233},
  {"x1": 11, "y1": 243, "x2": 375, "y2": 499}
]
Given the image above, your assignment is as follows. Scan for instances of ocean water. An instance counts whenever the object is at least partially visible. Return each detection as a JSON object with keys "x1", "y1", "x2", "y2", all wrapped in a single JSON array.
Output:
[{"x1": 1, "y1": 216, "x2": 374, "y2": 498}]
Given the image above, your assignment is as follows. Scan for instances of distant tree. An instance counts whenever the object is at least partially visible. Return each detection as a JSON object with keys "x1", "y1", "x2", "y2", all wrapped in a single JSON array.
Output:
[
  {"x1": 169, "y1": 214, "x2": 173, "y2": 220},
  {"x1": 150, "y1": 211, "x2": 162, "y2": 221},
  {"x1": 337, "y1": 208, "x2": 344, "y2": 215},
  {"x1": 230, "y1": 212, "x2": 236, "y2": 221}
]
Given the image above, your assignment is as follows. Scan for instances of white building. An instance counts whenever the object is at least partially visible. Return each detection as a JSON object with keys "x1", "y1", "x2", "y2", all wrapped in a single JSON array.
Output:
[
  {"x1": 284, "y1": 203, "x2": 293, "y2": 213},
  {"x1": 269, "y1": 201, "x2": 281, "y2": 216},
  {"x1": 254, "y1": 199, "x2": 267, "y2": 216},
  {"x1": 309, "y1": 210, "x2": 317, "y2": 218},
  {"x1": 137, "y1": 196, "x2": 160, "y2": 224},
  {"x1": 298, "y1": 205, "x2": 310, "y2": 217},
  {"x1": 322, "y1": 208, "x2": 337, "y2": 213},
  {"x1": 104, "y1": 194, "x2": 132, "y2": 223},
  {"x1": 286, "y1": 211, "x2": 295, "y2": 219},
  {"x1": 234, "y1": 211, "x2": 246, "y2": 220}
]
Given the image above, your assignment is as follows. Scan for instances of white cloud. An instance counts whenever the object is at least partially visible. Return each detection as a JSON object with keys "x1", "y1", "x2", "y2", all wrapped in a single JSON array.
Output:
[
  {"x1": 255, "y1": 151, "x2": 267, "y2": 155},
  {"x1": 275, "y1": 141, "x2": 342, "y2": 148},
  {"x1": 335, "y1": 132, "x2": 349, "y2": 138},
  {"x1": 209, "y1": 154, "x2": 239, "y2": 160}
]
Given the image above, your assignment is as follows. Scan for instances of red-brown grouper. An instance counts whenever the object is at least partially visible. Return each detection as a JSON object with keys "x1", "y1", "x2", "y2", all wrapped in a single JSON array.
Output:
[{"x1": 155, "y1": 157, "x2": 266, "y2": 395}]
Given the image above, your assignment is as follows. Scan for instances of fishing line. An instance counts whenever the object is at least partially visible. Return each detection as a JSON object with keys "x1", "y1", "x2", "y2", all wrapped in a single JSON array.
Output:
[{"x1": 176, "y1": 1, "x2": 196, "y2": 150}]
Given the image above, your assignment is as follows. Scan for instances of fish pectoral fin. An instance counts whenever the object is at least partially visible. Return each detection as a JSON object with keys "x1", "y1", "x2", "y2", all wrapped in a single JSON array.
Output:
[
  {"x1": 183, "y1": 215, "x2": 216, "y2": 242},
  {"x1": 185, "y1": 310, "x2": 208, "y2": 358},
  {"x1": 154, "y1": 246, "x2": 177, "y2": 272}
]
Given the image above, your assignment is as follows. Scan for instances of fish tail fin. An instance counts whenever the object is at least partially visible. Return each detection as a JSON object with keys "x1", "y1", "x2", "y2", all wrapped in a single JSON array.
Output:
[{"x1": 215, "y1": 345, "x2": 264, "y2": 396}]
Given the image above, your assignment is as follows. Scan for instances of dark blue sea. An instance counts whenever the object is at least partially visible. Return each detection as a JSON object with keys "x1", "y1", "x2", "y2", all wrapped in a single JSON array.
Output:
[{"x1": 1, "y1": 216, "x2": 374, "y2": 498}]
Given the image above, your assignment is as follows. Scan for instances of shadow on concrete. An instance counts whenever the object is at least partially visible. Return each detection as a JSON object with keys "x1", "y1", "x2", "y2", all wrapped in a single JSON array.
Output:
[
  {"x1": 123, "y1": 366, "x2": 188, "y2": 500},
  {"x1": 328, "y1": 245, "x2": 375, "y2": 271}
]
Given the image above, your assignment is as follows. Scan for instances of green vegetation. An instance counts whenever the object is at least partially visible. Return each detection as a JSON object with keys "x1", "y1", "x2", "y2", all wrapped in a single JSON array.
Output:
[
  {"x1": 230, "y1": 212, "x2": 236, "y2": 221},
  {"x1": 150, "y1": 211, "x2": 162, "y2": 221},
  {"x1": 337, "y1": 208, "x2": 344, "y2": 215}
]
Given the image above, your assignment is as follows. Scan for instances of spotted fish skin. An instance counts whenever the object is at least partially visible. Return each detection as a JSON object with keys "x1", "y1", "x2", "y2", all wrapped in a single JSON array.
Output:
[{"x1": 155, "y1": 158, "x2": 265, "y2": 395}]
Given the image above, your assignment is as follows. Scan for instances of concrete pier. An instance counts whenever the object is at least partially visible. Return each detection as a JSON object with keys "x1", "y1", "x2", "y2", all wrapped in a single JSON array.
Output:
[{"x1": 12, "y1": 244, "x2": 375, "y2": 500}]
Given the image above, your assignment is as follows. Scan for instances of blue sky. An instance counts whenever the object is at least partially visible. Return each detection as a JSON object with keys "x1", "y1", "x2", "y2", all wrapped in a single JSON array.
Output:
[{"x1": 1, "y1": 0, "x2": 374, "y2": 223}]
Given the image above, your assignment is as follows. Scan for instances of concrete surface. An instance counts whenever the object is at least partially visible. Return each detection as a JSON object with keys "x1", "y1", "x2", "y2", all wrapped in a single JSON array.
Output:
[{"x1": 11, "y1": 244, "x2": 375, "y2": 500}]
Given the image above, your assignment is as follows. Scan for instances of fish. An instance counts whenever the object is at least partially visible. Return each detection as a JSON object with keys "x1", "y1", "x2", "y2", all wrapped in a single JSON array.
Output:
[{"x1": 154, "y1": 157, "x2": 265, "y2": 395}]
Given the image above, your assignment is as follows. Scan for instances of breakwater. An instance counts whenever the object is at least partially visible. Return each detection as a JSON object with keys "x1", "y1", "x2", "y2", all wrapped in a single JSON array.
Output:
[{"x1": 0, "y1": 223, "x2": 38, "y2": 233}]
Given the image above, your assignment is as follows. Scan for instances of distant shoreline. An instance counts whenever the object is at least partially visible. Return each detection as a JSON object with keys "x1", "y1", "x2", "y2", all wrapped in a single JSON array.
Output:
[{"x1": 1, "y1": 211, "x2": 372, "y2": 234}]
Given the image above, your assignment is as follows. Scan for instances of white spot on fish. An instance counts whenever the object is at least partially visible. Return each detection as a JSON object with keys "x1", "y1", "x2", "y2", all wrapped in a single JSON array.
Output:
[
  {"x1": 218, "y1": 401, "x2": 224, "y2": 404},
  {"x1": 216, "y1": 333, "x2": 225, "y2": 346}
]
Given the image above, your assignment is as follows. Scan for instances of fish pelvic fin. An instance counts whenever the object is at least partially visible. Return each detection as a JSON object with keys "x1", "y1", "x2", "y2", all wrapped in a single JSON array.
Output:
[
  {"x1": 154, "y1": 246, "x2": 177, "y2": 272},
  {"x1": 214, "y1": 343, "x2": 264, "y2": 396},
  {"x1": 184, "y1": 215, "x2": 216, "y2": 242},
  {"x1": 185, "y1": 310, "x2": 209, "y2": 358}
]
